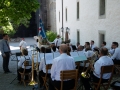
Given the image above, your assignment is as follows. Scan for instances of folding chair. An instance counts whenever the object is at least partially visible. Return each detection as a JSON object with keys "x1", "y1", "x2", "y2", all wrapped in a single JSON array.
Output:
[
  {"x1": 41, "y1": 64, "x2": 52, "y2": 90},
  {"x1": 92, "y1": 65, "x2": 114, "y2": 90},
  {"x1": 55, "y1": 69, "x2": 78, "y2": 90},
  {"x1": 19, "y1": 61, "x2": 32, "y2": 86}
]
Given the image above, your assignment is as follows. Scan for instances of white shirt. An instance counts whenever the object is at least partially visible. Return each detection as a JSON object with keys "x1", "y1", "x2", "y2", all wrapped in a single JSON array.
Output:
[
  {"x1": 39, "y1": 57, "x2": 51, "y2": 73},
  {"x1": 18, "y1": 55, "x2": 31, "y2": 69},
  {"x1": 53, "y1": 38, "x2": 62, "y2": 47},
  {"x1": 109, "y1": 49, "x2": 114, "y2": 55},
  {"x1": 111, "y1": 47, "x2": 120, "y2": 60},
  {"x1": 19, "y1": 40, "x2": 27, "y2": 49},
  {"x1": 51, "y1": 53, "x2": 76, "y2": 81},
  {"x1": 91, "y1": 44, "x2": 96, "y2": 51},
  {"x1": 93, "y1": 56, "x2": 114, "y2": 79}
]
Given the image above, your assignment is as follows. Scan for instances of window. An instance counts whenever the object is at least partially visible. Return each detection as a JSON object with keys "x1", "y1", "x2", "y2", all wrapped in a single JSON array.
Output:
[
  {"x1": 77, "y1": 2, "x2": 79, "y2": 19},
  {"x1": 66, "y1": 8, "x2": 67, "y2": 21},
  {"x1": 99, "y1": 0, "x2": 105, "y2": 16},
  {"x1": 59, "y1": 11, "x2": 60, "y2": 22}
]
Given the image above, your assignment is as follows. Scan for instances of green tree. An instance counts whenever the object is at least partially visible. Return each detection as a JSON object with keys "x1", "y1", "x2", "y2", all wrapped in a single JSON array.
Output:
[
  {"x1": 46, "y1": 31, "x2": 57, "y2": 42},
  {"x1": 0, "y1": 0, "x2": 40, "y2": 35}
]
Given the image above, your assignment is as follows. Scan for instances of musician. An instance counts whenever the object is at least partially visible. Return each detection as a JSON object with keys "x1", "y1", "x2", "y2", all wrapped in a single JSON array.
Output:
[
  {"x1": 17, "y1": 49, "x2": 31, "y2": 82},
  {"x1": 53, "y1": 35, "x2": 62, "y2": 49},
  {"x1": 19, "y1": 38, "x2": 27, "y2": 52},
  {"x1": 90, "y1": 40, "x2": 96, "y2": 51},
  {"x1": 39, "y1": 47, "x2": 51, "y2": 88},
  {"x1": 111, "y1": 42, "x2": 120, "y2": 65},
  {"x1": 81, "y1": 47, "x2": 114, "y2": 90},
  {"x1": 49, "y1": 44, "x2": 76, "y2": 90},
  {"x1": 77, "y1": 45, "x2": 84, "y2": 51},
  {"x1": 83, "y1": 42, "x2": 90, "y2": 52},
  {"x1": 101, "y1": 41, "x2": 107, "y2": 48}
]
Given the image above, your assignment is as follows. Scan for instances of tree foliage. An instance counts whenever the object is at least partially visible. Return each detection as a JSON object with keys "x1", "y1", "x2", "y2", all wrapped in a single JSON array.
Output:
[
  {"x1": 0, "y1": 0, "x2": 40, "y2": 35},
  {"x1": 46, "y1": 31, "x2": 57, "y2": 42}
]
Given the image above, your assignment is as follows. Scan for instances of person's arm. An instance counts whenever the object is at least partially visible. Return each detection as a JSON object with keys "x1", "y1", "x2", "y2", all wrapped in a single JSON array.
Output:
[
  {"x1": 0, "y1": 41, "x2": 5, "y2": 56},
  {"x1": 93, "y1": 61, "x2": 101, "y2": 76},
  {"x1": 51, "y1": 59, "x2": 57, "y2": 80},
  {"x1": 39, "y1": 58, "x2": 44, "y2": 71},
  {"x1": 111, "y1": 49, "x2": 118, "y2": 60}
]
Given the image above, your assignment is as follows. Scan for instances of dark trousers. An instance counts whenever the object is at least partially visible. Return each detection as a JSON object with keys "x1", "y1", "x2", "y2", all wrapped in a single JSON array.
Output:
[
  {"x1": 17, "y1": 68, "x2": 31, "y2": 81},
  {"x1": 81, "y1": 74, "x2": 108, "y2": 90},
  {"x1": 2, "y1": 52, "x2": 10, "y2": 72},
  {"x1": 56, "y1": 46, "x2": 59, "y2": 50},
  {"x1": 49, "y1": 78, "x2": 75, "y2": 90},
  {"x1": 39, "y1": 70, "x2": 50, "y2": 87},
  {"x1": 113, "y1": 59, "x2": 120, "y2": 65}
]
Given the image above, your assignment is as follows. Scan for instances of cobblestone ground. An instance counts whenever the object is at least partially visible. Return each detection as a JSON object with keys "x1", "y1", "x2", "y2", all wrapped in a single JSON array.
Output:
[{"x1": 0, "y1": 38, "x2": 36, "y2": 90}]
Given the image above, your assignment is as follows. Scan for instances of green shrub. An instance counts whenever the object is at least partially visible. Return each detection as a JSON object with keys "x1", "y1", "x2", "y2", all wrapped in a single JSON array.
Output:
[{"x1": 46, "y1": 31, "x2": 57, "y2": 42}]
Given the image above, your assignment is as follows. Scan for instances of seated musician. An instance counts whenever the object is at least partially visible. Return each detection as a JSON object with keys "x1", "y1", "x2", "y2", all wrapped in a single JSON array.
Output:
[
  {"x1": 49, "y1": 44, "x2": 76, "y2": 90},
  {"x1": 17, "y1": 49, "x2": 31, "y2": 82},
  {"x1": 81, "y1": 47, "x2": 114, "y2": 90},
  {"x1": 77, "y1": 45, "x2": 84, "y2": 51},
  {"x1": 39, "y1": 47, "x2": 51, "y2": 88},
  {"x1": 83, "y1": 42, "x2": 90, "y2": 52},
  {"x1": 111, "y1": 42, "x2": 120, "y2": 65}
]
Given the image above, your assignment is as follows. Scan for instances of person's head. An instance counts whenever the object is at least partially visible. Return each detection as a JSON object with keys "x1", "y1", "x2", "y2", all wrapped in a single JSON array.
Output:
[
  {"x1": 85, "y1": 42, "x2": 90, "y2": 48},
  {"x1": 41, "y1": 47, "x2": 46, "y2": 53},
  {"x1": 52, "y1": 46, "x2": 56, "y2": 52},
  {"x1": 57, "y1": 35, "x2": 60, "y2": 39},
  {"x1": 67, "y1": 46, "x2": 71, "y2": 56},
  {"x1": 85, "y1": 47, "x2": 91, "y2": 52},
  {"x1": 112, "y1": 42, "x2": 119, "y2": 49},
  {"x1": 101, "y1": 41, "x2": 106, "y2": 47},
  {"x1": 22, "y1": 49, "x2": 28, "y2": 55},
  {"x1": 36, "y1": 39, "x2": 38, "y2": 42},
  {"x1": 77, "y1": 45, "x2": 84, "y2": 51},
  {"x1": 99, "y1": 47, "x2": 108, "y2": 56},
  {"x1": 3, "y1": 34, "x2": 8, "y2": 40},
  {"x1": 91, "y1": 40, "x2": 94, "y2": 45},
  {"x1": 59, "y1": 44, "x2": 68, "y2": 54}
]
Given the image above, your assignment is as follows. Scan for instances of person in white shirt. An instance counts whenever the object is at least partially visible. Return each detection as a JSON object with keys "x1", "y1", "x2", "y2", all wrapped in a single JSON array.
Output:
[
  {"x1": 111, "y1": 42, "x2": 120, "y2": 65},
  {"x1": 101, "y1": 41, "x2": 107, "y2": 48},
  {"x1": 81, "y1": 47, "x2": 114, "y2": 90},
  {"x1": 19, "y1": 38, "x2": 27, "y2": 52},
  {"x1": 49, "y1": 44, "x2": 76, "y2": 90},
  {"x1": 38, "y1": 47, "x2": 51, "y2": 88},
  {"x1": 90, "y1": 40, "x2": 96, "y2": 51},
  {"x1": 83, "y1": 42, "x2": 90, "y2": 52},
  {"x1": 77, "y1": 45, "x2": 84, "y2": 51},
  {"x1": 53, "y1": 35, "x2": 62, "y2": 49},
  {"x1": 17, "y1": 49, "x2": 31, "y2": 82}
]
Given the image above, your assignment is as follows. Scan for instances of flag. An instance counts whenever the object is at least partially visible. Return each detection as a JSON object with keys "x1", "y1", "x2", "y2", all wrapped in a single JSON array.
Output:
[{"x1": 38, "y1": 19, "x2": 46, "y2": 38}]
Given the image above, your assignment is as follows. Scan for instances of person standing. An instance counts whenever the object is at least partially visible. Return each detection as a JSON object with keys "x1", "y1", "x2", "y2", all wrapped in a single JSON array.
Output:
[
  {"x1": 53, "y1": 35, "x2": 62, "y2": 49},
  {"x1": 0, "y1": 34, "x2": 11, "y2": 73}
]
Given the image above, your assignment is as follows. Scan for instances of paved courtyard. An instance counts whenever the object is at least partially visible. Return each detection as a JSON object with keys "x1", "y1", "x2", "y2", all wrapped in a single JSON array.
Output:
[
  {"x1": 0, "y1": 37, "x2": 36, "y2": 90},
  {"x1": 0, "y1": 37, "x2": 119, "y2": 90}
]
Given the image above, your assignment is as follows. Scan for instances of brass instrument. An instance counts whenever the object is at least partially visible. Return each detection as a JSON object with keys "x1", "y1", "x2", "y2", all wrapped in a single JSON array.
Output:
[
  {"x1": 28, "y1": 54, "x2": 37, "y2": 85},
  {"x1": 81, "y1": 52, "x2": 96, "y2": 78}
]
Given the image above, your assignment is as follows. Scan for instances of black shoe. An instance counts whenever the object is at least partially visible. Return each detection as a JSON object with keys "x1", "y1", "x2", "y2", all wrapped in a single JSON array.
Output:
[{"x1": 4, "y1": 71, "x2": 8, "y2": 74}]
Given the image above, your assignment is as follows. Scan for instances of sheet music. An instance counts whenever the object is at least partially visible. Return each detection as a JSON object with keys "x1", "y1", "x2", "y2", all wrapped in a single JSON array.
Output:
[
  {"x1": 77, "y1": 51, "x2": 85, "y2": 56},
  {"x1": 45, "y1": 53, "x2": 53, "y2": 64},
  {"x1": 70, "y1": 52, "x2": 79, "y2": 57},
  {"x1": 53, "y1": 52, "x2": 60, "y2": 58}
]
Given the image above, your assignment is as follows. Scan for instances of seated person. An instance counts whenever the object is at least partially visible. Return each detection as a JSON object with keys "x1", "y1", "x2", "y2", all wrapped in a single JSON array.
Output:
[
  {"x1": 19, "y1": 38, "x2": 27, "y2": 52},
  {"x1": 111, "y1": 42, "x2": 120, "y2": 65},
  {"x1": 17, "y1": 49, "x2": 31, "y2": 82},
  {"x1": 77, "y1": 45, "x2": 84, "y2": 51},
  {"x1": 39, "y1": 47, "x2": 51, "y2": 88},
  {"x1": 81, "y1": 47, "x2": 114, "y2": 90},
  {"x1": 67, "y1": 46, "x2": 71, "y2": 56},
  {"x1": 49, "y1": 44, "x2": 76, "y2": 90}
]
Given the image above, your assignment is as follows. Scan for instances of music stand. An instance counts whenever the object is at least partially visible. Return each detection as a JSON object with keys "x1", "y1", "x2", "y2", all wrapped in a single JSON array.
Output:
[
  {"x1": 72, "y1": 45, "x2": 77, "y2": 51},
  {"x1": 10, "y1": 52, "x2": 22, "y2": 84}
]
